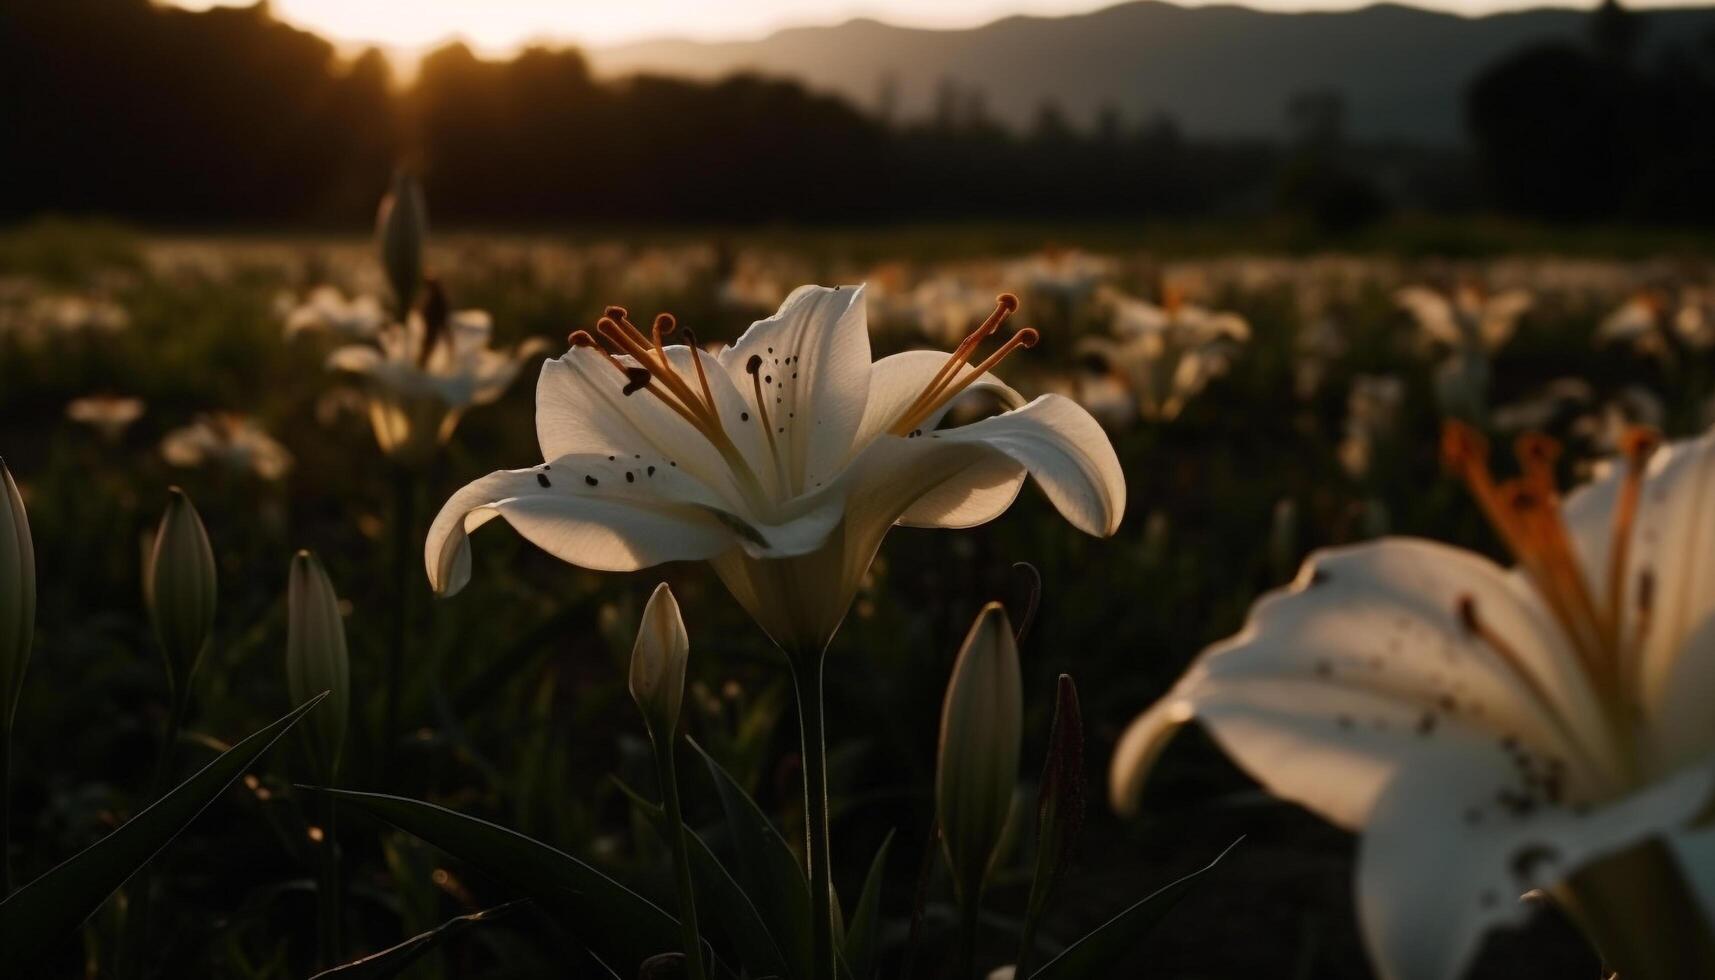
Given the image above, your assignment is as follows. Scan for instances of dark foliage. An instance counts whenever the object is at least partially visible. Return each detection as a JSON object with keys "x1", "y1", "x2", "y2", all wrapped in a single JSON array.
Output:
[{"x1": 1467, "y1": 0, "x2": 1715, "y2": 223}]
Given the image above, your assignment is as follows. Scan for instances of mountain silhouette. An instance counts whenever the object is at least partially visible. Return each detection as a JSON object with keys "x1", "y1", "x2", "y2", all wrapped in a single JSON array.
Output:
[{"x1": 587, "y1": 0, "x2": 1715, "y2": 144}]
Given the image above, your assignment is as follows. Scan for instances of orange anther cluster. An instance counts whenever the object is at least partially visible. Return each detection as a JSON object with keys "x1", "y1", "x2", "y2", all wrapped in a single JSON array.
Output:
[{"x1": 889, "y1": 293, "x2": 1036, "y2": 437}]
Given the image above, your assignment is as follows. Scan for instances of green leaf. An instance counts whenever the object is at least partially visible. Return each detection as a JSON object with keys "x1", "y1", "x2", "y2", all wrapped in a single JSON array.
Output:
[
  {"x1": 0, "y1": 693, "x2": 327, "y2": 959},
  {"x1": 1028, "y1": 837, "x2": 1241, "y2": 980},
  {"x1": 613, "y1": 777, "x2": 789, "y2": 980},
  {"x1": 320, "y1": 787, "x2": 679, "y2": 971},
  {"x1": 842, "y1": 830, "x2": 894, "y2": 980},
  {"x1": 691, "y1": 738, "x2": 814, "y2": 978},
  {"x1": 309, "y1": 901, "x2": 524, "y2": 979}
]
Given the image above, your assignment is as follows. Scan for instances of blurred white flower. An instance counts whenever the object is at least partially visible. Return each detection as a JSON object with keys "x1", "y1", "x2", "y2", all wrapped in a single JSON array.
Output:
[
  {"x1": 161, "y1": 413, "x2": 293, "y2": 481},
  {"x1": 1397, "y1": 284, "x2": 1530, "y2": 424},
  {"x1": 1338, "y1": 374, "x2": 1405, "y2": 480},
  {"x1": 427, "y1": 285, "x2": 1124, "y2": 654},
  {"x1": 327, "y1": 281, "x2": 550, "y2": 465},
  {"x1": 910, "y1": 276, "x2": 1006, "y2": 347},
  {"x1": 65, "y1": 395, "x2": 145, "y2": 443},
  {"x1": 1493, "y1": 380, "x2": 1666, "y2": 474},
  {"x1": 1005, "y1": 248, "x2": 1115, "y2": 307},
  {"x1": 1115, "y1": 422, "x2": 1715, "y2": 980},
  {"x1": 1598, "y1": 289, "x2": 1715, "y2": 363},
  {"x1": 1075, "y1": 287, "x2": 1250, "y2": 422},
  {"x1": 282, "y1": 285, "x2": 386, "y2": 340},
  {"x1": 1396, "y1": 284, "x2": 1531, "y2": 354}
]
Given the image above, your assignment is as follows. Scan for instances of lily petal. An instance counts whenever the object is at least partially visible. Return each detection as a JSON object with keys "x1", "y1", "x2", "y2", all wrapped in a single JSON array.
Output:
[
  {"x1": 425, "y1": 454, "x2": 745, "y2": 596},
  {"x1": 1562, "y1": 426, "x2": 1715, "y2": 771},
  {"x1": 888, "y1": 394, "x2": 1125, "y2": 535},
  {"x1": 719, "y1": 285, "x2": 871, "y2": 496},
  {"x1": 1358, "y1": 747, "x2": 1712, "y2": 980},
  {"x1": 535, "y1": 346, "x2": 765, "y2": 512},
  {"x1": 1111, "y1": 540, "x2": 1625, "y2": 826}
]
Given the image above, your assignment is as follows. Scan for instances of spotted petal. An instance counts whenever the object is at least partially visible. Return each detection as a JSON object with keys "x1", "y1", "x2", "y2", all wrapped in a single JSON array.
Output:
[
  {"x1": 535, "y1": 346, "x2": 770, "y2": 514},
  {"x1": 1111, "y1": 539, "x2": 1626, "y2": 829},
  {"x1": 719, "y1": 285, "x2": 871, "y2": 497},
  {"x1": 1358, "y1": 745, "x2": 1712, "y2": 980},
  {"x1": 423, "y1": 449, "x2": 843, "y2": 596}
]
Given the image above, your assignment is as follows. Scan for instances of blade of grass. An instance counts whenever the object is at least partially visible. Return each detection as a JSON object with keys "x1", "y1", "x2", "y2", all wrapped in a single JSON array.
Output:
[{"x1": 0, "y1": 693, "x2": 328, "y2": 960}]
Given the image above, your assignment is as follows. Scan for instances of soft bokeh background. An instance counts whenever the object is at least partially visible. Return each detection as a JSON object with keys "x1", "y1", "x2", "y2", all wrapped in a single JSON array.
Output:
[{"x1": 4, "y1": 0, "x2": 1715, "y2": 977}]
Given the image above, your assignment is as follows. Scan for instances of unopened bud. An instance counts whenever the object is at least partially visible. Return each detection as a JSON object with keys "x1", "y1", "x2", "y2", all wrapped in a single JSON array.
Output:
[
  {"x1": 377, "y1": 171, "x2": 428, "y2": 312},
  {"x1": 286, "y1": 550, "x2": 350, "y2": 783},
  {"x1": 936, "y1": 602, "x2": 1022, "y2": 905},
  {"x1": 144, "y1": 488, "x2": 216, "y2": 706},
  {"x1": 628, "y1": 583, "x2": 689, "y2": 741},
  {"x1": 0, "y1": 459, "x2": 35, "y2": 729}
]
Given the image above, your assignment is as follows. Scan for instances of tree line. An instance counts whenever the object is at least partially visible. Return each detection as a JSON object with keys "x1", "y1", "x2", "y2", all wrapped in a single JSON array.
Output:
[{"x1": 3, "y1": 0, "x2": 1712, "y2": 227}]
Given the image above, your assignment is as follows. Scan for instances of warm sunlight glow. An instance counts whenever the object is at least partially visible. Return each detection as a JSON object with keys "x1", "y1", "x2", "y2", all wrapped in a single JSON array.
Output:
[{"x1": 168, "y1": 0, "x2": 1699, "y2": 55}]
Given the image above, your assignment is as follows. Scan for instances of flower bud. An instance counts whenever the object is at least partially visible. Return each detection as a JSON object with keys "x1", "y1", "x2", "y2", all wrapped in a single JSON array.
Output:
[
  {"x1": 286, "y1": 550, "x2": 350, "y2": 783},
  {"x1": 376, "y1": 171, "x2": 427, "y2": 312},
  {"x1": 144, "y1": 487, "x2": 216, "y2": 705},
  {"x1": 628, "y1": 583, "x2": 689, "y2": 741},
  {"x1": 0, "y1": 459, "x2": 35, "y2": 729},
  {"x1": 936, "y1": 602, "x2": 1022, "y2": 905}
]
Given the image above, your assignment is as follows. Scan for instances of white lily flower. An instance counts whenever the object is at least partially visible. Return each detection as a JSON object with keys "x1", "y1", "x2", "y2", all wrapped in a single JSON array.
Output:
[
  {"x1": 1598, "y1": 289, "x2": 1715, "y2": 365},
  {"x1": 1396, "y1": 284, "x2": 1531, "y2": 355},
  {"x1": 427, "y1": 284, "x2": 1125, "y2": 654},
  {"x1": 1397, "y1": 284, "x2": 1530, "y2": 424},
  {"x1": 282, "y1": 285, "x2": 386, "y2": 340},
  {"x1": 1113, "y1": 421, "x2": 1715, "y2": 980},
  {"x1": 65, "y1": 395, "x2": 145, "y2": 443},
  {"x1": 328, "y1": 281, "x2": 551, "y2": 465},
  {"x1": 1075, "y1": 288, "x2": 1249, "y2": 422},
  {"x1": 161, "y1": 413, "x2": 293, "y2": 481}
]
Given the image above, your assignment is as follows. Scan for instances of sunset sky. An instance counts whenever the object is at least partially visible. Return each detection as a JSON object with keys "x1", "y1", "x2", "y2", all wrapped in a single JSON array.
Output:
[{"x1": 173, "y1": 0, "x2": 1690, "y2": 51}]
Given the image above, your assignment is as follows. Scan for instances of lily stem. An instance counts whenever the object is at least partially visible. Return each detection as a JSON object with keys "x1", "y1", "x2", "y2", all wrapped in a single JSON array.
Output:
[
  {"x1": 316, "y1": 793, "x2": 341, "y2": 969},
  {"x1": 653, "y1": 734, "x2": 707, "y2": 980},
  {"x1": 959, "y1": 896, "x2": 980, "y2": 980},
  {"x1": 791, "y1": 651, "x2": 836, "y2": 980},
  {"x1": 383, "y1": 468, "x2": 416, "y2": 778}
]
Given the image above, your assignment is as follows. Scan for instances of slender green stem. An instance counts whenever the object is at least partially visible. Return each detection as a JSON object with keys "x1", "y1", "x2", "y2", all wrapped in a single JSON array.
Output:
[
  {"x1": 653, "y1": 736, "x2": 707, "y2": 980},
  {"x1": 317, "y1": 794, "x2": 341, "y2": 969},
  {"x1": 1, "y1": 726, "x2": 12, "y2": 897},
  {"x1": 959, "y1": 897, "x2": 980, "y2": 980},
  {"x1": 383, "y1": 469, "x2": 415, "y2": 777},
  {"x1": 790, "y1": 652, "x2": 836, "y2": 980}
]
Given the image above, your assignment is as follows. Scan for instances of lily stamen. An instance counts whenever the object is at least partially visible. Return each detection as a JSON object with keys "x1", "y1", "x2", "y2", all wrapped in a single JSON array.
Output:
[
  {"x1": 893, "y1": 294, "x2": 1018, "y2": 433},
  {"x1": 1607, "y1": 426, "x2": 1661, "y2": 647},
  {"x1": 593, "y1": 318, "x2": 723, "y2": 441},
  {"x1": 600, "y1": 313, "x2": 730, "y2": 438},
  {"x1": 1456, "y1": 594, "x2": 1566, "y2": 723},
  {"x1": 679, "y1": 325, "x2": 723, "y2": 439},
  {"x1": 651, "y1": 312, "x2": 677, "y2": 351},
  {"x1": 906, "y1": 327, "x2": 1040, "y2": 434},
  {"x1": 745, "y1": 354, "x2": 788, "y2": 498},
  {"x1": 1445, "y1": 422, "x2": 1613, "y2": 673},
  {"x1": 889, "y1": 302, "x2": 1038, "y2": 438}
]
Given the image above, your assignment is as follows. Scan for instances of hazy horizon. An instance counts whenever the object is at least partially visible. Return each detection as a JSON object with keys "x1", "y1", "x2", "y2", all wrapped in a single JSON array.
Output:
[{"x1": 173, "y1": 0, "x2": 1704, "y2": 58}]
